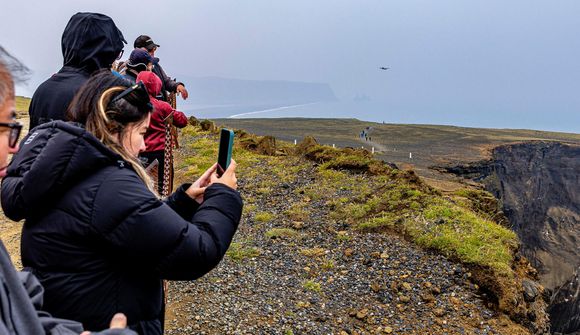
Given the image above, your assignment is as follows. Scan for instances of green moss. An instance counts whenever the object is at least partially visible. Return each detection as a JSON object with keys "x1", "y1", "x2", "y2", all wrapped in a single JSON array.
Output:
[
  {"x1": 413, "y1": 203, "x2": 518, "y2": 276},
  {"x1": 321, "y1": 259, "x2": 335, "y2": 270},
  {"x1": 242, "y1": 204, "x2": 257, "y2": 216},
  {"x1": 265, "y1": 228, "x2": 299, "y2": 239},
  {"x1": 300, "y1": 247, "x2": 326, "y2": 257},
  {"x1": 302, "y1": 280, "x2": 322, "y2": 292},
  {"x1": 356, "y1": 214, "x2": 397, "y2": 232},
  {"x1": 285, "y1": 204, "x2": 309, "y2": 221},
  {"x1": 254, "y1": 212, "x2": 274, "y2": 222},
  {"x1": 317, "y1": 168, "x2": 348, "y2": 182},
  {"x1": 226, "y1": 242, "x2": 261, "y2": 262},
  {"x1": 256, "y1": 187, "x2": 272, "y2": 195},
  {"x1": 336, "y1": 231, "x2": 352, "y2": 241}
]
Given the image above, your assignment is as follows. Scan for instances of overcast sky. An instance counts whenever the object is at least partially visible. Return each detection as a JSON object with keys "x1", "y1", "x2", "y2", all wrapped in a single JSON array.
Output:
[{"x1": 1, "y1": 0, "x2": 579, "y2": 133}]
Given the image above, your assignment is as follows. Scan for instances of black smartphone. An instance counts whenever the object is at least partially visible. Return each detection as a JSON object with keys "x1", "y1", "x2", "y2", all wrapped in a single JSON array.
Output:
[{"x1": 217, "y1": 128, "x2": 235, "y2": 176}]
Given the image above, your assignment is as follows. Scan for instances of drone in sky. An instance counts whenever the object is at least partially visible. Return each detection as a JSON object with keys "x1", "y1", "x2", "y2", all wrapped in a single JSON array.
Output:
[{"x1": 379, "y1": 67, "x2": 390, "y2": 70}]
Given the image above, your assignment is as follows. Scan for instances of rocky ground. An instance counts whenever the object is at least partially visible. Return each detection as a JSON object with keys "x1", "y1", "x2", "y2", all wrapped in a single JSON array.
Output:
[
  {"x1": 0, "y1": 119, "x2": 536, "y2": 334},
  {"x1": 164, "y1": 134, "x2": 531, "y2": 334}
]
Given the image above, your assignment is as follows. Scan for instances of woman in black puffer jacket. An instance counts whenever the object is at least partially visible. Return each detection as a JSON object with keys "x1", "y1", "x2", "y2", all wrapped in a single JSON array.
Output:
[{"x1": 1, "y1": 70, "x2": 242, "y2": 335}]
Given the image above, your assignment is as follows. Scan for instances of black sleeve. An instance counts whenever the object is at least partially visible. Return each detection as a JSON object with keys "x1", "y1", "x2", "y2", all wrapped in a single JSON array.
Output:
[
  {"x1": 92, "y1": 171, "x2": 243, "y2": 280},
  {"x1": 155, "y1": 64, "x2": 183, "y2": 93},
  {"x1": 163, "y1": 183, "x2": 200, "y2": 220}
]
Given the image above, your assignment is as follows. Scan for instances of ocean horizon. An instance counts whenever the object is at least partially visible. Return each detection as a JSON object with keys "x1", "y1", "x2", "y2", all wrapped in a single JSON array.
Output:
[{"x1": 179, "y1": 100, "x2": 580, "y2": 134}]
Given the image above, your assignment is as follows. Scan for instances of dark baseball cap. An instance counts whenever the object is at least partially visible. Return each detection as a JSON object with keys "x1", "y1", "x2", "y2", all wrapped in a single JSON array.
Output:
[
  {"x1": 134, "y1": 35, "x2": 160, "y2": 50},
  {"x1": 128, "y1": 49, "x2": 152, "y2": 67}
]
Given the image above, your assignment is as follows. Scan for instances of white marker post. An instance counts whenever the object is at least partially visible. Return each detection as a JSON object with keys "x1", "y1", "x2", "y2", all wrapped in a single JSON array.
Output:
[
  {"x1": 294, "y1": 139, "x2": 297, "y2": 145},
  {"x1": 409, "y1": 152, "x2": 413, "y2": 160},
  {"x1": 333, "y1": 144, "x2": 335, "y2": 148},
  {"x1": 372, "y1": 147, "x2": 375, "y2": 154}
]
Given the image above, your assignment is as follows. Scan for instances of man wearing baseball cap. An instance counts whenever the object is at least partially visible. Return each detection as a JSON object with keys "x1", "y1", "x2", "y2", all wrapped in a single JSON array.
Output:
[{"x1": 134, "y1": 35, "x2": 188, "y2": 101}]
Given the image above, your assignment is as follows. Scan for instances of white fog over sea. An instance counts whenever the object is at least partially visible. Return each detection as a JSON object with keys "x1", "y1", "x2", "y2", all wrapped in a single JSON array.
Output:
[
  {"x1": 181, "y1": 101, "x2": 392, "y2": 123},
  {"x1": 179, "y1": 100, "x2": 576, "y2": 132}
]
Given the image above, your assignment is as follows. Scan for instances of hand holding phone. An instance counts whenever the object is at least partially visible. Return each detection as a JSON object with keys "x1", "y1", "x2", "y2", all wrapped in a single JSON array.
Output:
[{"x1": 217, "y1": 128, "x2": 234, "y2": 177}]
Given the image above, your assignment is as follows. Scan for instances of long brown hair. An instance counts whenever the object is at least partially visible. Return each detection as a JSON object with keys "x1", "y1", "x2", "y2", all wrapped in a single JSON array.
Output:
[{"x1": 68, "y1": 70, "x2": 156, "y2": 194}]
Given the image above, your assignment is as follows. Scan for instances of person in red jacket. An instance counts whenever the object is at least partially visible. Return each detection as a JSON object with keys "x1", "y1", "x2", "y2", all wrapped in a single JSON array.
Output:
[{"x1": 136, "y1": 70, "x2": 188, "y2": 194}]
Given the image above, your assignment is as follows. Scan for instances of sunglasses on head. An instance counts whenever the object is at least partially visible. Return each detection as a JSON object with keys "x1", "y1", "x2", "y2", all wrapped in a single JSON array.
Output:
[
  {"x1": 110, "y1": 82, "x2": 146, "y2": 104},
  {"x1": 109, "y1": 82, "x2": 152, "y2": 112},
  {"x1": 0, "y1": 122, "x2": 23, "y2": 148}
]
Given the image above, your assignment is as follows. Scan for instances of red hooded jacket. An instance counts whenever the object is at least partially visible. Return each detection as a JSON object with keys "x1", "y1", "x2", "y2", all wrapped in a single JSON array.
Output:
[{"x1": 137, "y1": 71, "x2": 188, "y2": 152}]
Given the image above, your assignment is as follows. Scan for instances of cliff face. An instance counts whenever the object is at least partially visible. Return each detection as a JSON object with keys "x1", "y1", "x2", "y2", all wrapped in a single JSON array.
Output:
[{"x1": 446, "y1": 142, "x2": 580, "y2": 334}]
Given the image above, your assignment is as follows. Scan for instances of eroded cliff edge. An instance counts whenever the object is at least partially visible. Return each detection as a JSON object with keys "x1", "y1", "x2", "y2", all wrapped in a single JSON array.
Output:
[{"x1": 443, "y1": 142, "x2": 580, "y2": 334}]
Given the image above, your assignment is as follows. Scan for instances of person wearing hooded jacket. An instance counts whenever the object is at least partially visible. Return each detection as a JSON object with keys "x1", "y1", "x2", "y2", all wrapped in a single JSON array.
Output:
[
  {"x1": 0, "y1": 47, "x2": 136, "y2": 335},
  {"x1": 1, "y1": 69, "x2": 242, "y2": 335},
  {"x1": 28, "y1": 12, "x2": 125, "y2": 129},
  {"x1": 137, "y1": 71, "x2": 188, "y2": 194}
]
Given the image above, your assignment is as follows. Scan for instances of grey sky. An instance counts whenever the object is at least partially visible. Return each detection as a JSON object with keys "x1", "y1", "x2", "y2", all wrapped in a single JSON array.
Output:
[{"x1": 1, "y1": 0, "x2": 579, "y2": 132}]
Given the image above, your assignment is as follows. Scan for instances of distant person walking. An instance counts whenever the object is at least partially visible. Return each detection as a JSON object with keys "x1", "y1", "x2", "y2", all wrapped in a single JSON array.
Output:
[
  {"x1": 137, "y1": 71, "x2": 188, "y2": 194},
  {"x1": 134, "y1": 35, "x2": 188, "y2": 101},
  {"x1": 28, "y1": 12, "x2": 125, "y2": 129}
]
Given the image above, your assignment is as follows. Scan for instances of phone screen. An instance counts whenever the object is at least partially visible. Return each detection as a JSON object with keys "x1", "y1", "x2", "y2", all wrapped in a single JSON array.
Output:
[{"x1": 217, "y1": 128, "x2": 234, "y2": 176}]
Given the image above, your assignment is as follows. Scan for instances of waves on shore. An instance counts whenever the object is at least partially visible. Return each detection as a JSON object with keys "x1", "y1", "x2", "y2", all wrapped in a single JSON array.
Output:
[
  {"x1": 227, "y1": 102, "x2": 320, "y2": 118},
  {"x1": 181, "y1": 100, "x2": 388, "y2": 121}
]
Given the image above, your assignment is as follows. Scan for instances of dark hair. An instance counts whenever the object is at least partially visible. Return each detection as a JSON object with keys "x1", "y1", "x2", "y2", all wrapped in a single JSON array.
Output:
[
  {"x1": 0, "y1": 46, "x2": 29, "y2": 107},
  {"x1": 67, "y1": 69, "x2": 155, "y2": 192},
  {"x1": 67, "y1": 69, "x2": 129, "y2": 124}
]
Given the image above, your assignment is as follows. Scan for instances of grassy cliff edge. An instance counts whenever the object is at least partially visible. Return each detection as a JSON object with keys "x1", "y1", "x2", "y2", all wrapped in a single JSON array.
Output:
[{"x1": 169, "y1": 120, "x2": 549, "y2": 334}]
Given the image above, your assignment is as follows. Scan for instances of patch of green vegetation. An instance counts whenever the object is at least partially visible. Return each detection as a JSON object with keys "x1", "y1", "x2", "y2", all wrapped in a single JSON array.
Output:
[
  {"x1": 265, "y1": 228, "x2": 299, "y2": 239},
  {"x1": 226, "y1": 242, "x2": 261, "y2": 262},
  {"x1": 266, "y1": 156, "x2": 308, "y2": 183},
  {"x1": 320, "y1": 153, "x2": 373, "y2": 171},
  {"x1": 15, "y1": 96, "x2": 30, "y2": 114},
  {"x1": 172, "y1": 120, "x2": 528, "y2": 316},
  {"x1": 336, "y1": 231, "x2": 352, "y2": 241},
  {"x1": 300, "y1": 247, "x2": 326, "y2": 257},
  {"x1": 302, "y1": 279, "x2": 322, "y2": 293},
  {"x1": 452, "y1": 188, "x2": 506, "y2": 224},
  {"x1": 285, "y1": 204, "x2": 309, "y2": 221},
  {"x1": 326, "y1": 197, "x2": 350, "y2": 210},
  {"x1": 356, "y1": 214, "x2": 398, "y2": 232},
  {"x1": 255, "y1": 186, "x2": 272, "y2": 195},
  {"x1": 411, "y1": 203, "x2": 518, "y2": 276},
  {"x1": 254, "y1": 212, "x2": 274, "y2": 222},
  {"x1": 243, "y1": 204, "x2": 257, "y2": 215},
  {"x1": 321, "y1": 258, "x2": 335, "y2": 270},
  {"x1": 330, "y1": 180, "x2": 428, "y2": 224},
  {"x1": 317, "y1": 166, "x2": 349, "y2": 182},
  {"x1": 295, "y1": 301, "x2": 310, "y2": 308},
  {"x1": 293, "y1": 184, "x2": 324, "y2": 201},
  {"x1": 180, "y1": 125, "x2": 203, "y2": 138}
]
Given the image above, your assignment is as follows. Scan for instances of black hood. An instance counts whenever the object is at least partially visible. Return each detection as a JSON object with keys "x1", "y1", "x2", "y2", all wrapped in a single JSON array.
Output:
[
  {"x1": 61, "y1": 12, "x2": 126, "y2": 73},
  {"x1": 1, "y1": 121, "x2": 123, "y2": 221}
]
